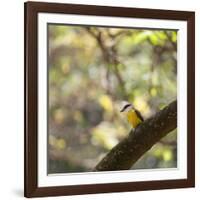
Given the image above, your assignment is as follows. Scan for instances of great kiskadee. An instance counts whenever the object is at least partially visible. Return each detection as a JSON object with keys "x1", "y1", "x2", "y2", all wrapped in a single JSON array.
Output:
[{"x1": 120, "y1": 103, "x2": 144, "y2": 128}]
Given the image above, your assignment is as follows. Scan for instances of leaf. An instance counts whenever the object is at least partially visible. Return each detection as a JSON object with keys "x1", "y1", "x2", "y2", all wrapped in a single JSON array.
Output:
[
  {"x1": 172, "y1": 31, "x2": 177, "y2": 42},
  {"x1": 56, "y1": 138, "x2": 66, "y2": 150},
  {"x1": 98, "y1": 94, "x2": 113, "y2": 112},
  {"x1": 163, "y1": 149, "x2": 172, "y2": 161},
  {"x1": 133, "y1": 30, "x2": 152, "y2": 44}
]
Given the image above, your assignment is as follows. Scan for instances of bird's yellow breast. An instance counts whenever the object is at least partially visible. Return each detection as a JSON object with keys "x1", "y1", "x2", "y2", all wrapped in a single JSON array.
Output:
[{"x1": 126, "y1": 110, "x2": 142, "y2": 128}]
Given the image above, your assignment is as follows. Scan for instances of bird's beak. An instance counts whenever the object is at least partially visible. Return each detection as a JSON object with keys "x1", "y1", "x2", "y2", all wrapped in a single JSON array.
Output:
[{"x1": 120, "y1": 108, "x2": 124, "y2": 112}]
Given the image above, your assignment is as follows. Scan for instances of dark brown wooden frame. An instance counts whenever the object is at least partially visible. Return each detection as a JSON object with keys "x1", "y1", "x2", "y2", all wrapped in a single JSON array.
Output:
[{"x1": 24, "y1": 1, "x2": 195, "y2": 198}]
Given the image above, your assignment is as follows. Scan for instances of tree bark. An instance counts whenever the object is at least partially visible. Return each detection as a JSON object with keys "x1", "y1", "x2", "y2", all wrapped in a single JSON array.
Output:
[{"x1": 94, "y1": 100, "x2": 177, "y2": 171}]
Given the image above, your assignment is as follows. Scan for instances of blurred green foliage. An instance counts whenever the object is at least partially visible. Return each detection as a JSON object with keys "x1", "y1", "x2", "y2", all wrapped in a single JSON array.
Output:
[{"x1": 48, "y1": 24, "x2": 177, "y2": 173}]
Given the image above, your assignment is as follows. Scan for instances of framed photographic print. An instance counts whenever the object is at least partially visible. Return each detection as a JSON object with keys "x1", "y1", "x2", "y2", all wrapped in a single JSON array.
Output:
[{"x1": 24, "y1": 1, "x2": 195, "y2": 197}]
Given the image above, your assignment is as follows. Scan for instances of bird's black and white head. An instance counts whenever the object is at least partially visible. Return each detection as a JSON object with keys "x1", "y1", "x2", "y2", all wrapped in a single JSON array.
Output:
[{"x1": 120, "y1": 103, "x2": 133, "y2": 112}]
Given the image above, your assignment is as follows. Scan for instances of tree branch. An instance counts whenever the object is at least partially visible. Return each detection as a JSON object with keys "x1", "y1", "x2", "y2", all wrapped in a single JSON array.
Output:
[
  {"x1": 85, "y1": 27, "x2": 129, "y2": 100},
  {"x1": 94, "y1": 100, "x2": 177, "y2": 171}
]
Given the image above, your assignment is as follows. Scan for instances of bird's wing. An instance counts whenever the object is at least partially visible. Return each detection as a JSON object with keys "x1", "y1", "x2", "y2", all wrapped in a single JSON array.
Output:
[{"x1": 134, "y1": 108, "x2": 144, "y2": 121}]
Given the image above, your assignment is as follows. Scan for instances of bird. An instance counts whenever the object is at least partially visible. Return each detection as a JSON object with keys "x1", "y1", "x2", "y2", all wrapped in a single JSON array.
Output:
[{"x1": 120, "y1": 103, "x2": 144, "y2": 128}]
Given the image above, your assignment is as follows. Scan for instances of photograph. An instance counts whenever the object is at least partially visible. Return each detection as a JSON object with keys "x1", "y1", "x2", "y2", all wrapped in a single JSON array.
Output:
[
  {"x1": 48, "y1": 24, "x2": 178, "y2": 174},
  {"x1": 24, "y1": 2, "x2": 195, "y2": 197}
]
